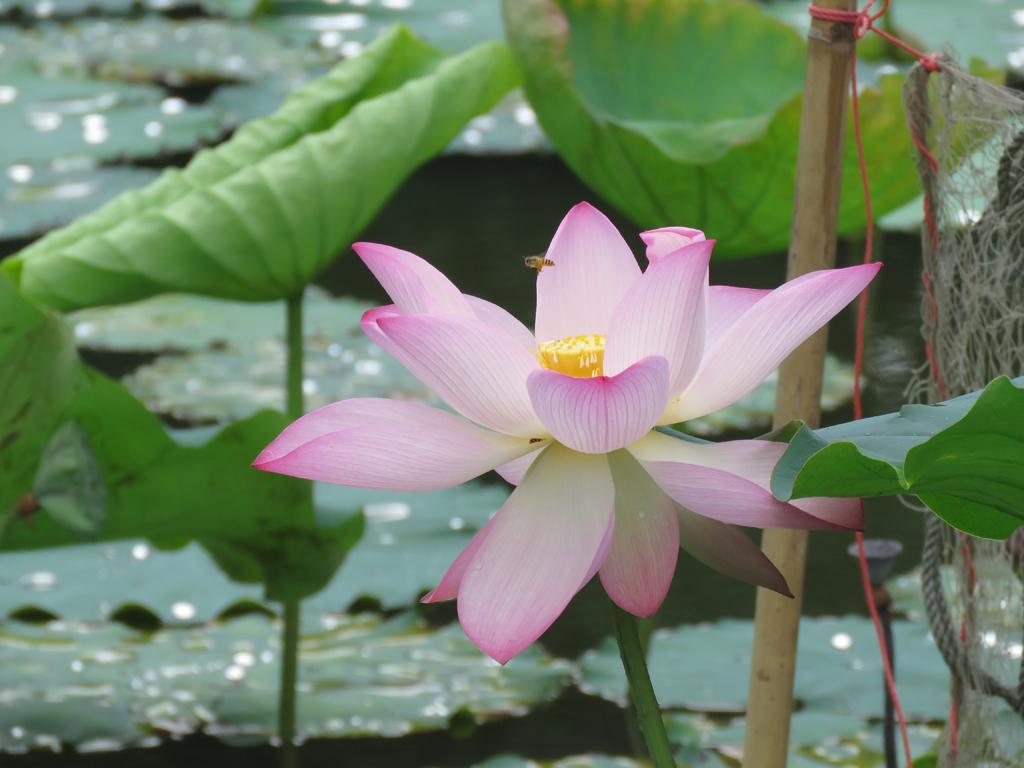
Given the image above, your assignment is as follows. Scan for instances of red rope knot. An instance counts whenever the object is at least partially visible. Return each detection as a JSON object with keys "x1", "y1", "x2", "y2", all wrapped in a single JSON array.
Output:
[
  {"x1": 853, "y1": 10, "x2": 871, "y2": 38},
  {"x1": 806, "y1": 4, "x2": 868, "y2": 36},
  {"x1": 806, "y1": 2, "x2": 941, "y2": 72}
]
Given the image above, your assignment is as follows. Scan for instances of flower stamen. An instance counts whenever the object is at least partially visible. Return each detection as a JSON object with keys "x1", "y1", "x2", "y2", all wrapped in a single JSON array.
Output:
[{"x1": 536, "y1": 334, "x2": 606, "y2": 378}]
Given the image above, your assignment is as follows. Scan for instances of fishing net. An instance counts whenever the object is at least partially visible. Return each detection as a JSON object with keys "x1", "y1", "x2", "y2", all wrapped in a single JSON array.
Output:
[{"x1": 903, "y1": 59, "x2": 1024, "y2": 766}]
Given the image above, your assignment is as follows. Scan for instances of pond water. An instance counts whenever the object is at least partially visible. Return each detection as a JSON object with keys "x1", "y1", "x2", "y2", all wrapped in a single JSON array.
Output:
[{"x1": 5, "y1": 154, "x2": 934, "y2": 768}]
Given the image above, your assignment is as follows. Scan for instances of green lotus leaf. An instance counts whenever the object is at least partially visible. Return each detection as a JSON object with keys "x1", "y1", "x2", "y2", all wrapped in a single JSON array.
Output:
[
  {"x1": 772, "y1": 376, "x2": 1024, "y2": 539},
  {"x1": 0, "y1": 275, "x2": 360, "y2": 601},
  {"x1": 5, "y1": 25, "x2": 518, "y2": 309},
  {"x1": 503, "y1": 0, "x2": 921, "y2": 258}
]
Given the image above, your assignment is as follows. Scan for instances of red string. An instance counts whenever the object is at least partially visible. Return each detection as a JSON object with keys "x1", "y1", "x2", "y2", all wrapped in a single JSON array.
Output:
[
  {"x1": 806, "y1": 2, "x2": 943, "y2": 765},
  {"x1": 808, "y1": 0, "x2": 940, "y2": 72}
]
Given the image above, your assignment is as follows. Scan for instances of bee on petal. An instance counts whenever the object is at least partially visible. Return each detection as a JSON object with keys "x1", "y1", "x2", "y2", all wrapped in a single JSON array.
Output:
[{"x1": 524, "y1": 254, "x2": 556, "y2": 273}]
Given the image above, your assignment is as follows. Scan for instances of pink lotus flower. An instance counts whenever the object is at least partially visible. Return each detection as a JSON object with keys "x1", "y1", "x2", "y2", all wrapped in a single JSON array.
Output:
[{"x1": 254, "y1": 203, "x2": 879, "y2": 663}]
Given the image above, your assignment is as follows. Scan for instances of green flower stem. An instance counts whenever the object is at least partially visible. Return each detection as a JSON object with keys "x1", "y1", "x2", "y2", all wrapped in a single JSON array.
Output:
[
  {"x1": 279, "y1": 596, "x2": 301, "y2": 768},
  {"x1": 279, "y1": 291, "x2": 305, "y2": 768},
  {"x1": 610, "y1": 599, "x2": 676, "y2": 768},
  {"x1": 285, "y1": 291, "x2": 305, "y2": 421}
]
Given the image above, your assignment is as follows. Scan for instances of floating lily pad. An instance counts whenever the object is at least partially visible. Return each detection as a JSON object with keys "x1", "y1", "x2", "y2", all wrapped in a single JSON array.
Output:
[
  {"x1": 667, "y1": 710, "x2": 942, "y2": 768},
  {"x1": 18, "y1": 18, "x2": 326, "y2": 87},
  {"x1": 0, "y1": 539, "x2": 261, "y2": 624},
  {"x1": 309, "y1": 481, "x2": 505, "y2": 613},
  {"x1": 446, "y1": 90, "x2": 547, "y2": 155},
  {"x1": 0, "y1": 611, "x2": 573, "y2": 752},
  {"x1": 71, "y1": 292, "x2": 854, "y2": 428},
  {"x1": 0, "y1": 57, "x2": 162, "y2": 109},
  {"x1": 875, "y1": 123, "x2": 1004, "y2": 233},
  {"x1": 0, "y1": 59, "x2": 227, "y2": 166},
  {"x1": 579, "y1": 616, "x2": 948, "y2": 721},
  {"x1": 122, "y1": 338, "x2": 430, "y2": 423},
  {"x1": 480, "y1": 714, "x2": 943, "y2": 768},
  {"x1": 254, "y1": 0, "x2": 503, "y2": 54},
  {"x1": 3, "y1": 101, "x2": 225, "y2": 169},
  {"x1": 0, "y1": 164, "x2": 160, "y2": 243},
  {"x1": 205, "y1": 78, "x2": 308, "y2": 128},
  {"x1": 0, "y1": 0, "x2": 195, "y2": 19},
  {"x1": 69, "y1": 291, "x2": 430, "y2": 422},
  {"x1": 70, "y1": 288, "x2": 368, "y2": 353},
  {"x1": 684, "y1": 354, "x2": 856, "y2": 437},
  {"x1": 0, "y1": 480, "x2": 506, "y2": 623},
  {"x1": 475, "y1": 757, "x2": 647, "y2": 768}
]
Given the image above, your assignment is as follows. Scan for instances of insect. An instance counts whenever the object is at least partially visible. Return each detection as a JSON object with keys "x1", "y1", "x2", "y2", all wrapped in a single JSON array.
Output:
[{"x1": 524, "y1": 254, "x2": 556, "y2": 273}]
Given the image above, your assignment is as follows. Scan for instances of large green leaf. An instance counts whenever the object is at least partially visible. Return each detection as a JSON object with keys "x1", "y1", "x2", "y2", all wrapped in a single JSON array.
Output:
[
  {"x1": 0, "y1": 277, "x2": 361, "y2": 601},
  {"x1": 503, "y1": 0, "x2": 920, "y2": 258},
  {"x1": 5, "y1": 25, "x2": 518, "y2": 310},
  {"x1": 2, "y1": 368, "x2": 363, "y2": 601},
  {"x1": 0, "y1": 275, "x2": 79, "y2": 525},
  {"x1": 771, "y1": 376, "x2": 1024, "y2": 539}
]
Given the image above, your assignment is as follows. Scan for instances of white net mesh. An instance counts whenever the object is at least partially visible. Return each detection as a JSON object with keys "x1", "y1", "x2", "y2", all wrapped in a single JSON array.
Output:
[{"x1": 903, "y1": 59, "x2": 1024, "y2": 766}]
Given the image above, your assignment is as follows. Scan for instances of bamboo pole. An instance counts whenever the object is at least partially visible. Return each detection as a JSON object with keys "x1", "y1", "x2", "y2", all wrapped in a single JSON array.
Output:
[{"x1": 742, "y1": 3, "x2": 857, "y2": 766}]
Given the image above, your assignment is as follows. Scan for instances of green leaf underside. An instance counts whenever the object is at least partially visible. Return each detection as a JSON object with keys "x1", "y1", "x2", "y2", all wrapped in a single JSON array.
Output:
[
  {"x1": 503, "y1": 0, "x2": 920, "y2": 258},
  {"x1": 0, "y1": 612, "x2": 573, "y2": 752},
  {"x1": 6, "y1": 25, "x2": 518, "y2": 309},
  {"x1": 31, "y1": 422, "x2": 107, "y2": 537},
  {"x1": 772, "y1": 376, "x2": 1024, "y2": 539}
]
